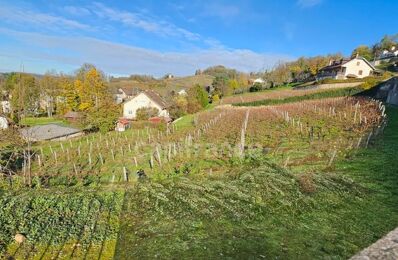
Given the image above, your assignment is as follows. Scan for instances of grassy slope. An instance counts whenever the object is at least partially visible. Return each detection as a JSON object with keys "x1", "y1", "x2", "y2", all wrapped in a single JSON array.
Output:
[
  {"x1": 109, "y1": 74, "x2": 214, "y2": 96},
  {"x1": 20, "y1": 117, "x2": 68, "y2": 126},
  {"x1": 114, "y1": 107, "x2": 398, "y2": 259}
]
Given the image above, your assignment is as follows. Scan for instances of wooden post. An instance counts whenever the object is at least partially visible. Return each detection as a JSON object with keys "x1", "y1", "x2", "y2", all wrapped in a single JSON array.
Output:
[
  {"x1": 66, "y1": 148, "x2": 70, "y2": 161},
  {"x1": 133, "y1": 157, "x2": 138, "y2": 167},
  {"x1": 88, "y1": 153, "x2": 92, "y2": 167},
  {"x1": 123, "y1": 167, "x2": 128, "y2": 182},
  {"x1": 73, "y1": 163, "x2": 78, "y2": 176},
  {"x1": 99, "y1": 153, "x2": 104, "y2": 165},
  {"x1": 111, "y1": 149, "x2": 115, "y2": 161},
  {"x1": 366, "y1": 131, "x2": 373, "y2": 148},
  {"x1": 328, "y1": 150, "x2": 337, "y2": 167},
  {"x1": 156, "y1": 146, "x2": 162, "y2": 166}
]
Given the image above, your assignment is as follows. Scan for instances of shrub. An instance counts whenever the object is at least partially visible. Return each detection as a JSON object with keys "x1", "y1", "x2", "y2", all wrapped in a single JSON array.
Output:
[
  {"x1": 361, "y1": 77, "x2": 380, "y2": 90},
  {"x1": 249, "y1": 83, "x2": 262, "y2": 92},
  {"x1": 136, "y1": 107, "x2": 159, "y2": 120}
]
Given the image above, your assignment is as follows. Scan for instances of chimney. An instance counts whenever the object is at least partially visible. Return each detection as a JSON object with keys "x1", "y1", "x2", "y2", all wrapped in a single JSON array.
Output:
[
  {"x1": 356, "y1": 53, "x2": 359, "y2": 58},
  {"x1": 329, "y1": 60, "x2": 333, "y2": 65}
]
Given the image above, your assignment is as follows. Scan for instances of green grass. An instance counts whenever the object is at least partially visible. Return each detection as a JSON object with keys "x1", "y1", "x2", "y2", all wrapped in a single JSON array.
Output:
[
  {"x1": 20, "y1": 117, "x2": 68, "y2": 126},
  {"x1": 113, "y1": 106, "x2": 398, "y2": 259}
]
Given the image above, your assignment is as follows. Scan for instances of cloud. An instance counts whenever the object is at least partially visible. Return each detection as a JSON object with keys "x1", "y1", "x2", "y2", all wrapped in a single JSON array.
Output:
[
  {"x1": 92, "y1": 2, "x2": 201, "y2": 41},
  {"x1": 297, "y1": 0, "x2": 323, "y2": 8},
  {"x1": 0, "y1": 29, "x2": 293, "y2": 76},
  {"x1": 0, "y1": 4, "x2": 91, "y2": 31}
]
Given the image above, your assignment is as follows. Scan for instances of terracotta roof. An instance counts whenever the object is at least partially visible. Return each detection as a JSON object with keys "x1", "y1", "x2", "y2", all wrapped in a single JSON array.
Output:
[
  {"x1": 120, "y1": 87, "x2": 140, "y2": 96},
  {"x1": 319, "y1": 59, "x2": 351, "y2": 72},
  {"x1": 143, "y1": 90, "x2": 168, "y2": 108}
]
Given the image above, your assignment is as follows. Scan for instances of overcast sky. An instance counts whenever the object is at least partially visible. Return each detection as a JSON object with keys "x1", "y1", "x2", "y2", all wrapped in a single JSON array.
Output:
[{"x1": 0, "y1": 0, "x2": 397, "y2": 77}]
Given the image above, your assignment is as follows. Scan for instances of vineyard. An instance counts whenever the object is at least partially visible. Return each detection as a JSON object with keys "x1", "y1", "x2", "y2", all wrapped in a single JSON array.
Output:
[
  {"x1": 220, "y1": 86, "x2": 361, "y2": 105},
  {"x1": 1, "y1": 92, "x2": 397, "y2": 259}
]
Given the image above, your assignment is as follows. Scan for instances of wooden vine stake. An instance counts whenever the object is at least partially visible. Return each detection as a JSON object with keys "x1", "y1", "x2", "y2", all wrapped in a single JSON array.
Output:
[
  {"x1": 123, "y1": 167, "x2": 128, "y2": 182},
  {"x1": 328, "y1": 150, "x2": 337, "y2": 167}
]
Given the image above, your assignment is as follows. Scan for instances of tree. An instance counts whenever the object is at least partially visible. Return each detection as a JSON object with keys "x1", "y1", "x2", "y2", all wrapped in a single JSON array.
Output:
[
  {"x1": 6, "y1": 73, "x2": 39, "y2": 123},
  {"x1": 227, "y1": 79, "x2": 239, "y2": 95},
  {"x1": 169, "y1": 95, "x2": 188, "y2": 119},
  {"x1": 351, "y1": 45, "x2": 374, "y2": 61},
  {"x1": 40, "y1": 72, "x2": 60, "y2": 117},
  {"x1": 86, "y1": 100, "x2": 119, "y2": 133},
  {"x1": 188, "y1": 84, "x2": 208, "y2": 108},
  {"x1": 211, "y1": 76, "x2": 229, "y2": 97},
  {"x1": 59, "y1": 75, "x2": 79, "y2": 113}
]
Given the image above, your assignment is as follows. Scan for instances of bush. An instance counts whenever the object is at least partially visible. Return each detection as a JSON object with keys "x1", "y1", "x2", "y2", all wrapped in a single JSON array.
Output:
[
  {"x1": 361, "y1": 77, "x2": 381, "y2": 90},
  {"x1": 249, "y1": 83, "x2": 262, "y2": 92},
  {"x1": 136, "y1": 107, "x2": 159, "y2": 120}
]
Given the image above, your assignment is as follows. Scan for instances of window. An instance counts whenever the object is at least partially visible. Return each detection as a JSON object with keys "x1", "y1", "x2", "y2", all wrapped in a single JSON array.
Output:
[
  {"x1": 356, "y1": 61, "x2": 360, "y2": 66},
  {"x1": 128, "y1": 110, "x2": 133, "y2": 114},
  {"x1": 358, "y1": 70, "x2": 363, "y2": 75}
]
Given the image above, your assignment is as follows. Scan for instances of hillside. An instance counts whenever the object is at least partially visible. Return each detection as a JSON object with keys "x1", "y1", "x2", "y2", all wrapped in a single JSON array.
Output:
[{"x1": 109, "y1": 74, "x2": 214, "y2": 96}]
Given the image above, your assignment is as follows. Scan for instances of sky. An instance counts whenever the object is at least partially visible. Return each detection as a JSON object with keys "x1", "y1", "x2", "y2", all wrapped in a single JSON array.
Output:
[{"x1": 0, "y1": 0, "x2": 397, "y2": 77}]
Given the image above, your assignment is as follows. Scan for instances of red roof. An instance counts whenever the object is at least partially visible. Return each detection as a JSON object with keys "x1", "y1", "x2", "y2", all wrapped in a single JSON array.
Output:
[{"x1": 118, "y1": 118, "x2": 130, "y2": 125}]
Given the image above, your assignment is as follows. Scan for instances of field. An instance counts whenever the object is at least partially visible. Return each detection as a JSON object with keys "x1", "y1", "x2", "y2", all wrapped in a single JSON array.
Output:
[
  {"x1": 1, "y1": 88, "x2": 397, "y2": 259},
  {"x1": 220, "y1": 85, "x2": 361, "y2": 105}
]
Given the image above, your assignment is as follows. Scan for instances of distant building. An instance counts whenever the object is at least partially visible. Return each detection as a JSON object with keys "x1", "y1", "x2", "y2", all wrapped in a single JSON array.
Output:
[
  {"x1": 164, "y1": 74, "x2": 174, "y2": 79},
  {"x1": 64, "y1": 111, "x2": 84, "y2": 123},
  {"x1": 374, "y1": 46, "x2": 398, "y2": 66},
  {"x1": 0, "y1": 115, "x2": 9, "y2": 129},
  {"x1": 113, "y1": 87, "x2": 141, "y2": 104},
  {"x1": 1, "y1": 101, "x2": 11, "y2": 114},
  {"x1": 253, "y1": 78, "x2": 266, "y2": 84},
  {"x1": 177, "y1": 89, "x2": 187, "y2": 96},
  {"x1": 115, "y1": 118, "x2": 131, "y2": 132},
  {"x1": 20, "y1": 124, "x2": 83, "y2": 142},
  {"x1": 316, "y1": 56, "x2": 375, "y2": 81},
  {"x1": 123, "y1": 90, "x2": 169, "y2": 120}
]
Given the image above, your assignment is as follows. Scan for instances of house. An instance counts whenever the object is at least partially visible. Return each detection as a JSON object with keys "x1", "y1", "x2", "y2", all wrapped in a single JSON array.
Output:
[
  {"x1": 374, "y1": 46, "x2": 398, "y2": 66},
  {"x1": 164, "y1": 74, "x2": 174, "y2": 79},
  {"x1": 123, "y1": 90, "x2": 169, "y2": 120},
  {"x1": 1, "y1": 101, "x2": 11, "y2": 114},
  {"x1": 0, "y1": 115, "x2": 9, "y2": 129},
  {"x1": 316, "y1": 56, "x2": 375, "y2": 81},
  {"x1": 253, "y1": 78, "x2": 266, "y2": 85},
  {"x1": 20, "y1": 124, "x2": 83, "y2": 142},
  {"x1": 64, "y1": 111, "x2": 84, "y2": 123},
  {"x1": 115, "y1": 118, "x2": 131, "y2": 132},
  {"x1": 113, "y1": 87, "x2": 141, "y2": 104},
  {"x1": 177, "y1": 89, "x2": 187, "y2": 96}
]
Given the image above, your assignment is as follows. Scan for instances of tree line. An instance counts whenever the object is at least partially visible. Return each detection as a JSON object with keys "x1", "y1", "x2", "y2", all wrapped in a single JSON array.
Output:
[{"x1": 0, "y1": 64, "x2": 119, "y2": 132}]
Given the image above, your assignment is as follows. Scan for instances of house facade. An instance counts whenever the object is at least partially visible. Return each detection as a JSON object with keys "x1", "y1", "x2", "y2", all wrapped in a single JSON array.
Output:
[
  {"x1": 123, "y1": 90, "x2": 169, "y2": 119},
  {"x1": 316, "y1": 57, "x2": 375, "y2": 81}
]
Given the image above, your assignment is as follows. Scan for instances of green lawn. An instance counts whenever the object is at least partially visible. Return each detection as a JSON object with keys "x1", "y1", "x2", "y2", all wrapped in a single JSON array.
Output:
[{"x1": 20, "y1": 117, "x2": 68, "y2": 126}]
